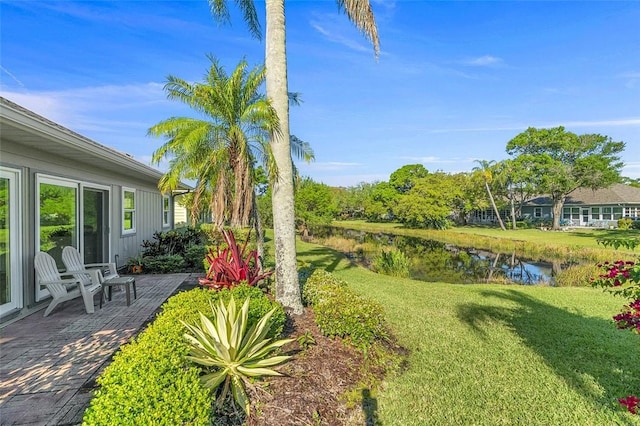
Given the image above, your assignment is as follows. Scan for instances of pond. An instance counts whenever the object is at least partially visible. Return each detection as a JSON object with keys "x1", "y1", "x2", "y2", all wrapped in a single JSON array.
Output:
[{"x1": 314, "y1": 227, "x2": 559, "y2": 285}]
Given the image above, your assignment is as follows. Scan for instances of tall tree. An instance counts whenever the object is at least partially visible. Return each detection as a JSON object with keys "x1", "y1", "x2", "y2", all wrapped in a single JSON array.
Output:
[
  {"x1": 208, "y1": 0, "x2": 379, "y2": 314},
  {"x1": 394, "y1": 172, "x2": 463, "y2": 229},
  {"x1": 149, "y1": 57, "x2": 280, "y2": 229},
  {"x1": 389, "y1": 164, "x2": 429, "y2": 194},
  {"x1": 506, "y1": 126, "x2": 625, "y2": 230},
  {"x1": 472, "y1": 160, "x2": 507, "y2": 231}
]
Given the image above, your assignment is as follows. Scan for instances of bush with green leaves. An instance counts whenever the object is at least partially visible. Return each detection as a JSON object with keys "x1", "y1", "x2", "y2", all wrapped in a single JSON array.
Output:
[
  {"x1": 619, "y1": 218, "x2": 634, "y2": 230},
  {"x1": 142, "y1": 254, "x2": 185, "y2": 274},
  {"x1": 301, "y1": 268, "x2": 347, "y2": 306},
  {"x1": 141, "y1": 227, "x2": 205, "y2": 257},
  {"x1": 301, "y1": 269, "x2": 387, "y2": 351},
  {"x1": 372, "y1": 248, "x2": 410, "y2": 278},
  {"x1": 83, "y1": 285, "x2": 285, "y2": 425}
]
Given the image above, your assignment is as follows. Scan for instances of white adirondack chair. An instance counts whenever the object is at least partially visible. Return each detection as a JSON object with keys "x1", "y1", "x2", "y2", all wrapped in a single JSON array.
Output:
[
  {"x1": 61, "y1": 246, "x2": 119, "y2": 284},
  {"x1": 34, "y1": 251, "x2": 102, "y2": 317}
]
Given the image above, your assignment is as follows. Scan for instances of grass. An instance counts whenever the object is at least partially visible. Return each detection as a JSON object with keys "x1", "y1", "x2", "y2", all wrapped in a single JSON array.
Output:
[{"x1": 294, "y1": 237, "x2": 640, "y2": 425}]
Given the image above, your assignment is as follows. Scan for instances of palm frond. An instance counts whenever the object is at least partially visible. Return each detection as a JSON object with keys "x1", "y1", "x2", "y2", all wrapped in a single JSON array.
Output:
[{"x1": 337, "y1": 0, "x2": 380, "y2": 58}]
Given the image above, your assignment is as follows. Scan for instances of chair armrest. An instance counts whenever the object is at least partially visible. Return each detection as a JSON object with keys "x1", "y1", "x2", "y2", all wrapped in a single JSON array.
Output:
[
  {"x1": 39, "y1": 277, "x2": 82, "y2": 294},
  {"x1": 65, "y1": 269, "x2": 104, "y2": 285},
  {"x1": 40, "y1": 277, "x2": 80, "y2": 286},
  {"x1": 85, "y1": 262, "x2": 118, "y2": 278}
]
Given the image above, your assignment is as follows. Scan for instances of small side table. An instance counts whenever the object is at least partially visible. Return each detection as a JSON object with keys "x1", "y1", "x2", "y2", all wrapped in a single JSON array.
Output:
[{"x1": 100, "y1": 276, "x2": 137, "y2": 307}]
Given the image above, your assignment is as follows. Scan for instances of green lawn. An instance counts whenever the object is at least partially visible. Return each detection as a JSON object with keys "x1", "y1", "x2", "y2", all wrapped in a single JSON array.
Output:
[
  {"x1": 295, "y1": 238, "x2": 640, "y2": 425},
  {"x1": 333, "y1": 220, "x2": 640, "y2": 249}
]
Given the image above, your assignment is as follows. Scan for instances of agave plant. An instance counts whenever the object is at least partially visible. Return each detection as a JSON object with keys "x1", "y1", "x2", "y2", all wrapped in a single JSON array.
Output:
[
  {"x1": 199, "y1": 229, "x2": 273, "y2": 289},
  {"x1": 181, "y1": 296, "x2": 293, "y2": 414}
]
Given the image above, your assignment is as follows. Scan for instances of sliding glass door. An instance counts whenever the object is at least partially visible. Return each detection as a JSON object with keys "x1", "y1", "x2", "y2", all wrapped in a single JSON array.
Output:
[
  {"x1": 37, "y1": 177, "x2": 78, "y2": 301},
  {"x1": 36, "y1": 176, "x2": 111, "y2": 301},
  {"x1": 0, "y1": 168, "x2": 22, "y2": 316},
  {"x1": 83, "y1": 187, "x2": 109, "y2": 265}
]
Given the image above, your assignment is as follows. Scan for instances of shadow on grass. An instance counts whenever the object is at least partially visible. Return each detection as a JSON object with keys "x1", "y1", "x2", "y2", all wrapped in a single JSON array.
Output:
[
  {"x1": 457, "y1": 289, "x2": 639, "y2": 413},
  {"x1": 296, "y1": 245, "x2": 358, "y2": 273},
  {"x1": 362, "y1": 388, "x2": 379, "y2": 426},
  {"x1": 563, "y1": 228, "x2": 640, "y2": 241}
]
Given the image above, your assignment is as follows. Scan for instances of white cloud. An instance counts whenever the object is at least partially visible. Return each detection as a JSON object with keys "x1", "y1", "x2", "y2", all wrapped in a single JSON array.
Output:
[
  {"x1": 310, "y1": 20, "x2": 371, "y2": 54},
  {"x1": 400, "y1": 156, "x2": 475, "y2": 165},
  {"x1": 314, "y1": 173, "x2": 389, "y2": 187},
  {"x1": 0, "y1": 83, "x2": 168, "y2": 132},
  {"x1": 622, "y1": 162, "x2": 640, "y2": 178},
  {"x1": 300, "y1": 161, "x2": 362, "y2": 171},
  {"x1": 463, "y1": 55, "x2": 504, "y2": 67}
]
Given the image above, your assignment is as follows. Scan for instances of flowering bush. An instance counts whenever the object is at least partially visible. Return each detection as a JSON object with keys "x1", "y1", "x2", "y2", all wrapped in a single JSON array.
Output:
[
  {"x1": 591, "y1": 238, "x2": 640, "y2": 416},
  {"x1": 591, "y1": 259, "x2": 640, "y2": 298},
  {"x1": 611, "y1": 299, "x2": 640, "y2": 333},
  {"x1": 618, "y1": 396, "x2": 639, "y2": 415}
]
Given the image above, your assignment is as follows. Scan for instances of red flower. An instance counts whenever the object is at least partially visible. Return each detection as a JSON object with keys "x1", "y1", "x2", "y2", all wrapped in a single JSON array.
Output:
[{"x1": 618, "y1": 395, "x2": 639, "y2": 415}]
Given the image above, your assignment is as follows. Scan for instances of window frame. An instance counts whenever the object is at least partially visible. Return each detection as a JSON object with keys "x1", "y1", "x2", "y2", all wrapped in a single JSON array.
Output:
[
  {"x1": 162, "y1": 195, "x2": 171, "y2": 228},
  {"x1": 533, "y1": 207, "x2": 542, "y2": 218},
  {"x1": 122, "y1": 187, "x2": 136, "y2": 235}
]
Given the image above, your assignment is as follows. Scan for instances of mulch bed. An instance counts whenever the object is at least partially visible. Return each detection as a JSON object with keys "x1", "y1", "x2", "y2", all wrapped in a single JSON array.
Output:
[{"x1": 245, "y1": 307, "x2": 371, "y2": 426}]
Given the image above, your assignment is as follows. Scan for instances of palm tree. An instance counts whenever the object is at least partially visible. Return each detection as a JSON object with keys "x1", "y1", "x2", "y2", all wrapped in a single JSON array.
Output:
[
  {"x1": 473, "y1": 160, "x2": 507, "y2": 231},
  {"x1": 149, "y1": 56, "x2": 280, "y2": 229},
  {"x1": 208, "y1": 0, "x2": 379, "y2": 314}
]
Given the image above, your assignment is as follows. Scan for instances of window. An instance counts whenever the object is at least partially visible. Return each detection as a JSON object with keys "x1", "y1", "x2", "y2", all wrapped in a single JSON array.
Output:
[
  {"x1": 602, "y1": 207, "x2": 612, "y2": 220},
  {"x1": 162, "y1": 196, "x2": 170, "y2": 228},
  {"x1": 562, "y1": 207, "x2": 579, "y2": 220},
  {"x1": 534, "y1": 207, "x2": 542, "y2": 218},
  {"x1": 613, "y1": 207, "x2": 623, "y2": 220},
  {"x1": 122, "y1": 187, "x2": 136, "y2": 234},
  {"x1": 591, "y1": 207, "x2": 600, "y2": 220}
]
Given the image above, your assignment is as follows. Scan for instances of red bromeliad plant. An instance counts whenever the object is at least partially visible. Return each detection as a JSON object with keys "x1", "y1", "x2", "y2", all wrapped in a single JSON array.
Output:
[{"x1": 198, "y1": 229, "x2": 273, "y2": 290}]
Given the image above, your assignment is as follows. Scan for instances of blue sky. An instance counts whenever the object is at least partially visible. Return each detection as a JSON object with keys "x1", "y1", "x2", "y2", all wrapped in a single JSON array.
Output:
[{"x1": 1, "y1": 1, "x2": 639, "y2": 187}]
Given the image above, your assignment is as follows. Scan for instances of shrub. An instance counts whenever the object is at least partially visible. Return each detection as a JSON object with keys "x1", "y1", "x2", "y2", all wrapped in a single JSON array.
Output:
[
  {"x1": 83, "y1": 285, "x2": 285, "y2": 425},
  {"x1": 554, "y1": 263, "x2": 600, "y2": 287},
  {"x1": 301, "y1": 268, "x2": 347, "y2": 306},
  {"x1": 619, "y1": 218, "x2": 634, "y2": 230},
  {"x1": 302, "y1": 269, "x2": 387, "y2": 351},
  {"x1": 184, "y1": 244, "x2": 207, "y2": 270},
  {"x1": 372, "y1": 248, "x2": 410, "y2": 278},
  {"x1": 142, "y1": 254, "x2": 185, "y2": 274},
  {"x1": 141, "y1": 227, "x2": 204, "y2": 257}
]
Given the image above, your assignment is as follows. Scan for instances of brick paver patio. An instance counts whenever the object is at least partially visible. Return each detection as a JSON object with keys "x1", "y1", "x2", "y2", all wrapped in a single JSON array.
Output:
[{"x1": 0, "y1": 273, "x2": 195, "y2": 426}]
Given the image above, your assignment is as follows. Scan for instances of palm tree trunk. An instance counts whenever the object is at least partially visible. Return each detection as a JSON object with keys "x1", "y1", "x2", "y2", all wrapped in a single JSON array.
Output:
[
  {"x1": 265, "y1": 0, "x2": 303, "y2": 314},
  {"x1": 213, "y1": 170, "x2": 227, "y2": 229},
  {"x1": 251, "y1": 190, "x2": 265, "y2": 270},
  {"x1": 486, "y1": 181, "x2": 506, "y2": 231}
]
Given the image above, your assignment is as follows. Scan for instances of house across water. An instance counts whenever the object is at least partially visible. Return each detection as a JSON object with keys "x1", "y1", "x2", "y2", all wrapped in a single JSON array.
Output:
[{"x1": 521, "y1": 184, "x2": 640, "y2": 227}]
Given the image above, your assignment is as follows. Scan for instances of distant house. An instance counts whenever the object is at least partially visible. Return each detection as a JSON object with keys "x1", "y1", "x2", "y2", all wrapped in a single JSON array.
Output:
[
  {"x1": 521, "y1": 183, "x2": 640, "y2": 227},
  {"x1": 0, "y1": 96, "x2": 189, "y2": 322}
]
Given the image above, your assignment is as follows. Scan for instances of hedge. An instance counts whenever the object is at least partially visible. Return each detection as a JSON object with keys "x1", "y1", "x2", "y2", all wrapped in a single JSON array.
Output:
[
  {"x1": 301, "y1": 268, "x2": 388, "y2": 351},
  {"x1": 83, "y1": 285, "x2": 285, "y2": 425}
]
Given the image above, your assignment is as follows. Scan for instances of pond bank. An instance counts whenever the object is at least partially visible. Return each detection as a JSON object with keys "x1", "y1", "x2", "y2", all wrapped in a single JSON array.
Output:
[{"x1": 329, "y1": 221, "x2": 636, "y2": 265}]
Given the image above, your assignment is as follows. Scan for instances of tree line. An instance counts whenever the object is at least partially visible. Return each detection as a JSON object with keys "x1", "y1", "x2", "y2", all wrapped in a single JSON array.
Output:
[{"x1": 278, "y1": 126, "x2": 628, "y2": 232}]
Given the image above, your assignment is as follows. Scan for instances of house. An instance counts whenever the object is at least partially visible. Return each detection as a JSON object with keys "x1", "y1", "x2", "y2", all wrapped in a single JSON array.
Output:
[
  {"x1": 521, "y1": 183, "x2": 640, "y2": 227},
  {"x1": 0, "y1": 96, "x2": 187, "y2": 323}
]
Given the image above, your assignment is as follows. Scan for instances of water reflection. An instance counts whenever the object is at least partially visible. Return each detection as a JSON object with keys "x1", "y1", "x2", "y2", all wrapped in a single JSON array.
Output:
[{"x1": 318, "y1": 227, "x2": 555, "y2": 285}]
